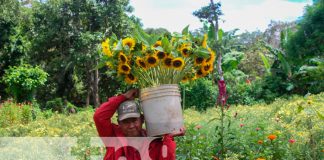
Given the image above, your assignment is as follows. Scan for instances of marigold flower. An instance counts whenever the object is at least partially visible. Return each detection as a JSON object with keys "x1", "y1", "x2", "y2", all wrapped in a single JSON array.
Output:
[
  {"x1": 268, "y1": 134, "x2": 277, "y2": 141},
  {"x1": 256, "y1": 158, "x2": 266, "y2": 160},
  {"x1": 258, "y1": 140, "x2": 263, "y2": 144}
]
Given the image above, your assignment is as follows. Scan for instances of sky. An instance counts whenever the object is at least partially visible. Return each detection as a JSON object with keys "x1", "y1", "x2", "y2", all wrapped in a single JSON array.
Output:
[{"x1": 129, "y1": 0, "x2": 313, "y2": 33}]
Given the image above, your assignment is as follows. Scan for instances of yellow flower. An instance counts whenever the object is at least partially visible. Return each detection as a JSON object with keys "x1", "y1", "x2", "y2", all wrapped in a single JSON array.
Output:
[
  {"x1": 118, "y1": 52, "x2": 128, "y2": 63},
  {"x1": 125, "y1": 73, "x2": 137, "y2": 84},
  {"x1": 136, "y1": 57, "x2": 147, "y2": 69},
  {"x1": 202, "y1": 34, "x2": 207, "y2": 48},
  {"x1": 146, "y1": 54, "x2": 158, "y2": 67},
  {"x1": 195, "y1": 68, "x2": 205, "y2": 78},
  {"x1": 101, "y1": 39, "x2": 112, "y2": 57},
  {"x1": 204, "y1": 48, "x2": 216, "y2": 64},
  {"x1": 268, "y1": 134, "x2": 277, "y2": 141},
  {"x1": 172, "y1": 57, "x2": 185, "y2": 70},
  {"x1": 194, "y1": 57, "x2": 204, "y2": 66},
  {"x1": 156, "y1": 51, "x2": 167, "y2": 59},
  {"x1": 122, "y1": 37, "x2": 135, "y2": 50},
  {"x1": 202, "y1": 62, "x2": 213, "y2": 74},
  {"x1": 163, "y1": 56, "x2": 173, "y2": 68},
  {"x1": 181, "y1": 76, "x2": 189, "y2": 83},
  {"x1": 154, "y1": 40, "x2": 162, "y2": 47},
  {"x1": 180, "y1": 45, "x2": 191, "y2": 57},
  {"x1": 118, "y1": 63, "x2": 131, "y2": 75},
  {"x1": 256, "y1": 158, "x2": 266, "y2": 160}
]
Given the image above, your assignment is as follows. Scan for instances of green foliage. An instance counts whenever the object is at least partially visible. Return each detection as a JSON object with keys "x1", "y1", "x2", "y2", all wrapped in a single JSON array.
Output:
[
  {"x1": 2, "y1": 64, "x2": 48, "y2": 102},
  {"x1": 45, "y1": 98, "x2": 64, "y2": 113},
  {"x1": 222, "y1": 51, "x2": 244, "y2": 72},
  {"x1": 286, "y1": 0, "x2": 324, "y2": 63},
  {"x1": 180, "y1": 78, "x2": 218, "y2": 111},
  {"x1": 1, "y1": 93, "x2": 323, "y2": 159}
]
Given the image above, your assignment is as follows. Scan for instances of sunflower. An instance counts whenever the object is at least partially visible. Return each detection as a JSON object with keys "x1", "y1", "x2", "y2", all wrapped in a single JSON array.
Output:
[
  {"x1": 180, "y1": 45, "x2": 191, "y2": 57},
  {"x1": 118, "y1": 63, "x2": 131, "y2": 74},
  {"x1": 101, "y1": 39, "x2": 112, "y2": 57},
  {"x1": 156, "y1": 51, "x2": 166, "y2": 59},
  {"x1": 181, "y1": 76, "x2": 189, "y2": 83},
  {"x1": 125, "y1": 73, "x2": 137, "y2": 84},
  {"x1": 195, "y1": 68, "x2": 205, "y2": 78},
  {"x1": 172, "y1": 57, "x2": 185, "y2": 70},
  {"x1": 204, "y1": 48, "x2": 216, "y2": 64},
  {"x1": 194, "y1": 56, "x2": 204, "y2": 66},
  {"x1": 122, "y1": 37, "x2": 135, "y2": 50},
  {"x1": 136, "y1": 57, "x2": 147, "y2": 69},
  {"x1": 154, "y1": 40, "x2": 162, "y2": 47},
  {"x1": 202, "y1": 62, "x2": 213, "y2": 74},
  {"x1": 163, "y1": 56, "x2": 173, "y2": 68},
  {"x1": 146, "y1": 55, "x2": 158, "y2": 67},
  {"x1": 118, "y1": 52, "x2": 128, "y2": 63},
  {"x1": 202, "y1": 34, "x2": 207, "y2": 48}
]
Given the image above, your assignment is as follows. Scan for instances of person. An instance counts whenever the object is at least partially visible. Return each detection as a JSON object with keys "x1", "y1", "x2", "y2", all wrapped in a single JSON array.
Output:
[{"x1": 93, "y1": 89, "x2": 185, "y2": 160}]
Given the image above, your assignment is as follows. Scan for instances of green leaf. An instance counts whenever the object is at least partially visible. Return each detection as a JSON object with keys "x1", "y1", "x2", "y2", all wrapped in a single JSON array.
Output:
[
  {"x1": 218, "y1": 29, "x2": 223, "y2": 42},
  {"x1": 286, "y1": 83, "x2": 294, "y2": 91},
  {"x1": 161, "y1": 37, "x2": 171, "y2": 53},
  {"x1": 208, "y1": 25, "x2": 216, "y2": 41},
  {"x1": 297, "y1": 105, "x2": 304, "y2": 113},
  {"x1": 154, "y1": 46, "x2": 164, "y2": 52},
  {"x1": 208, "y1": 117, "x2": 220, "y2": 124},
  {"x1": 316, "y1": 111, "x2": 324, "y2": 120},
  {"x1": 182, "y1": 25, "x2": 189, "y2": 35},
  {"x1": 115, "y1": 39, "x2": 123, "y2": 51},
  {"x1": 259, "y1": 52, "x2": 271, "y2": 75},
  {"x1": 195, "y1": 47, "x2": 210, "y2": 58},
  {"x1": 278, "y1": 52, "x2": 292, "y2": 77}
]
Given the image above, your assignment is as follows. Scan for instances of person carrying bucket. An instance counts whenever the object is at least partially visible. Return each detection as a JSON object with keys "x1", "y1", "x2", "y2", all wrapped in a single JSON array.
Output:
[{"x1": 94, "y1": 89, "x2": 185, "y2": 160}]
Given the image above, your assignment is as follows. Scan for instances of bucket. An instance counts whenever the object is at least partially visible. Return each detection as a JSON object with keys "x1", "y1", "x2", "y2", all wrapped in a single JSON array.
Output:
[{"x1": 140, "y1": 84, "x2": 184, "y2": 137}]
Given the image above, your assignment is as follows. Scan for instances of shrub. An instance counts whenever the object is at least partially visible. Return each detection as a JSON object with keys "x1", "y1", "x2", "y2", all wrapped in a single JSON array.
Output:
[
  {"x1": 1, "y1": 64, "x2": 48, "y2": 102},
  {"x1": 180, "y1": 78, "x2": 217, "y2": 111}
]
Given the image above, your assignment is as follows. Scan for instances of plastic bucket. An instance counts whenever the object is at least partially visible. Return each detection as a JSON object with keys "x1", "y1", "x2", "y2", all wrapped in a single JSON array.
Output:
[{"x1": 140, "y1": 84, "x2": 184, "y2": 137}]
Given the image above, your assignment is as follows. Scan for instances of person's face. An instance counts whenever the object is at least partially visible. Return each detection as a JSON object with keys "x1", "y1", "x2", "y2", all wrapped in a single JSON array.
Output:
[{"x1": 118, "y1": 117, "x2": 143, "y2": 137}]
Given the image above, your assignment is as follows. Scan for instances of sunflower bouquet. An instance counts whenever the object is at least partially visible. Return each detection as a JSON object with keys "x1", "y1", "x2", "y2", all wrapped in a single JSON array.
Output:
[{"x1": 101, "y1": 26, "x2": 215, "y2": 88}]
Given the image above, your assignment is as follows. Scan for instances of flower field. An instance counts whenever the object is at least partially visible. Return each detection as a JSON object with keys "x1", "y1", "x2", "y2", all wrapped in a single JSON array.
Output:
[{"x1": 0, "y1": 93, "x2": 323, "y2": 160}]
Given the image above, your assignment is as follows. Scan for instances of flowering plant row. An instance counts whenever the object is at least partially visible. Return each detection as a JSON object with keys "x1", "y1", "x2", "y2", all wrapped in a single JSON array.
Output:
[{"x1": 101, "y1": 26, "x2": 216, "y2": 88}]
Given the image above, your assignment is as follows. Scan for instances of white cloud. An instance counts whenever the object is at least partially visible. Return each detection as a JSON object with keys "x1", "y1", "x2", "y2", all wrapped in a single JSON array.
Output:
[{"x1": 129, "y1": 0, "x2": 312, "y2": 33}]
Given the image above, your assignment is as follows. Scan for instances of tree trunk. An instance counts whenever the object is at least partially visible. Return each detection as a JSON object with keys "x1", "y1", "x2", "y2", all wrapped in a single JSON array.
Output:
[{"x1": 92, "y1": 60, "x2": 100, "y2": 107}]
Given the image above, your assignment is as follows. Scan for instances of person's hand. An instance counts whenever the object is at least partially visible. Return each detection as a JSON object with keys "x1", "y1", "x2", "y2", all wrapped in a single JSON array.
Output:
[{"x1": 122, "y1": 89, "x2": 139, "y2": 100}]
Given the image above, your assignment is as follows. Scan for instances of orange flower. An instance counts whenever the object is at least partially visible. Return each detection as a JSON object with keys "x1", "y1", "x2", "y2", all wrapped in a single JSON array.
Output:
[
  {"x1": 268, "y1": 134, "x2": 277, "y2": 141},
  {"x1": 258, "y1": 140, "x2": 263, "y2": 144},
  {"x1": 256, "y1": 158, "x2": 266, "y2": 160}
]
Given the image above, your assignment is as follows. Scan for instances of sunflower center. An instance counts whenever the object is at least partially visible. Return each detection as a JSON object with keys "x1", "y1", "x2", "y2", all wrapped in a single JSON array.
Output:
[
  {"x1": 196, "y1": 57, "x2": 204, "y2": 64},
  {"x1": 139, "y1": 61, "x2": 146, "y2": 68},
  {"x1": 148, "y1": 57, "x2": 157, "y2": 64},
  {"x1": 164, "y1": 58, "x2": 172, "y2": 66},
  {"x1": 197, "y1": 69, "x2": 203, "y2": 75},
  {"x1": 182, "y1": 48, "x2": 188, "y2": 55},
  {"x1": 128, "y1": 74, "x2": 135, "y2": 80},
  {"x1": 157, "y1": 52, "x2": 166, "y2": 59},
  {"x1": 126, "y1": 42, "x2": 132, "y2": 47},
  {"x1": 173, "y1": 60, "x2": 182, "y2": 68},
  {"x1": 120, "y1": 55, "x2": 127, "y2": 62},
  {"x1": 122, "y1": 65, "x2": 130, "y2": 71},
  {"x1": 204, "y1": 64, "x2": 211, "y2": 71}
]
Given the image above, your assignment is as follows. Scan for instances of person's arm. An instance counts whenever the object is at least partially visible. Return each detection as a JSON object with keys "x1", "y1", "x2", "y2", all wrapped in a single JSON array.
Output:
[
  {"x1": 93, "y1": 95, "x2": 127, "y2": 137},
  {"x1": 93, "y1": 89, "x2": 139, "y2": 137}
]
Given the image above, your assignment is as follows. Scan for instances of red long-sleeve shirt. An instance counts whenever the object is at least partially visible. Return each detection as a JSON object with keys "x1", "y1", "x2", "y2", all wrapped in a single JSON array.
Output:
[{"x1": 93, "y1": 95, "x2": 176, "y2": 160}]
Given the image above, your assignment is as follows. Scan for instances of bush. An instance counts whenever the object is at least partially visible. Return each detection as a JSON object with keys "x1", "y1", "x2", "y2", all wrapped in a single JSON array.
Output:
[
  {"x1": 45, "y1": 98, "x2": 64, "y2": 113},
  {"x1": 180, "y1": 78, "x2": 217, "y2": 111},
  {"x1": 1, "y1": 64, "x2": 48, "y2": 102}
]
